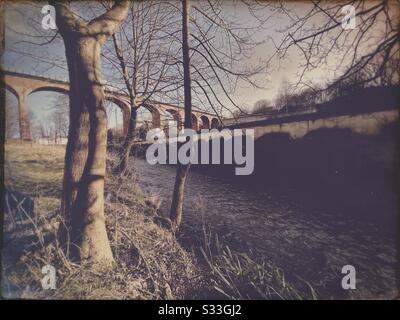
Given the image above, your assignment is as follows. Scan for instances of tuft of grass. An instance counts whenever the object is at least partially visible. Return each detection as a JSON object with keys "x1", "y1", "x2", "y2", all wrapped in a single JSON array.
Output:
[
  {"x1": 193, "y1": 197, "x2": 318, "y2": 300},
  {"x1": 199, "y1": 233, "x2": 318, "y2": 300}
]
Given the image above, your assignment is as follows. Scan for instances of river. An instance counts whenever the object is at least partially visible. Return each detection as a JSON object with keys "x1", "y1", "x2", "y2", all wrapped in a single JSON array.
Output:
[{"x1": 131, "y1": 157, "x2": 398, "y2": 299}]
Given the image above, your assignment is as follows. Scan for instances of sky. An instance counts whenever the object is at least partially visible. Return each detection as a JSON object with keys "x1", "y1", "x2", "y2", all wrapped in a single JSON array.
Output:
[{"x1": 3, "y1": 0, "x2": 388, "y2": 134}]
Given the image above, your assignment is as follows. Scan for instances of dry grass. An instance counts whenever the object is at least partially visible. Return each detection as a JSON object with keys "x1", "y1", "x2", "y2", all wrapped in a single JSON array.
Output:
[
  {"x1": 2, "y1": 141, "x2": 311, "y2": 300},
  {"x1": 191, "y1": 194, "x2": 317, "y2": 300},
  {"x1": 199, "y1": 233, "x2": 317, "y2": 300},
  {"x1": 2, "y1": 141, "x2": 201, "y2": 299}
]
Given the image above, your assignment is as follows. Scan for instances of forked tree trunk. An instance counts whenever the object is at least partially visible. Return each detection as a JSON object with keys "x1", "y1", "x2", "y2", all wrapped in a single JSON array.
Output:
[
  {"x1": 59, "y1": 36, "x2": 113, "y2": 268},
  {"x1": 54, "y1": 1, "x2": 129, "y2": 270},
  {"x1": 170, "y1": 0, "x2": 192, "y2": 232}
]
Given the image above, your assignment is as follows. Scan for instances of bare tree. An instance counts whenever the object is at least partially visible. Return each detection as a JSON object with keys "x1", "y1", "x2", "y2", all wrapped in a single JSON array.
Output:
[
  {"x1": 51, "y1": 0, "x2": 129, "y2": 270},
  {"x1": 46, "y1": 94, "x2": 69, "y2": 143},
  {"x1": 253, "y1": 99, "x2": 274, "y2": 115},
  {"x1": 167, "y1": 0, "x2": 269, "y2": 119},
  {"x1": 167, "y1": 0, "x2": 272, "y2": 231},
  {"x1": 231, "y1": 105, "x2": 252, "y2": 119},
  {"x1": 270, "y1": 1, "x2": 400, "y2": 90},
  {"x1": 170, "y1": 0, "x2": 193, "y2": 232},
  {"x1": 102, "y1": 0, "x2": 179, "y2": 174},
  {"x1": 28, "y1": 110, "x2": 44, "y2": 141},
  {"x1": 274, "y1": 79, "x2": 292, "y2": 110}
]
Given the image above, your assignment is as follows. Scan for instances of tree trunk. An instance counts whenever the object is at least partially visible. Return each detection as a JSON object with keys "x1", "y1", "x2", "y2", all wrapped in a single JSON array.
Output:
[
  {"x1": 53, "y1": 1, "x2": 129, "y2": 270},
  {"x1": 59, "y1": 37, "x2": 113, "y2": 269},
  {"x1": 170, "y1": 0, "x2": 192, "y2": 232},
  {"x1": 115, "y1": 104, "x2": 137, "y2": 174},
  {"x1": 170, "y1": 162, "x2": 191, "y2": 231}
]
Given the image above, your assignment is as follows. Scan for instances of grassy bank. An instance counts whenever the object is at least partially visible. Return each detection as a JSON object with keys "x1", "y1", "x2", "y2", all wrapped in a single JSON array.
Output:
[
  {"x1": 2, "y1": 141, "x2": 200, "y2": 299},
  {"x1": 2, "y1": 141, "x2": 310, "y2": 300}
]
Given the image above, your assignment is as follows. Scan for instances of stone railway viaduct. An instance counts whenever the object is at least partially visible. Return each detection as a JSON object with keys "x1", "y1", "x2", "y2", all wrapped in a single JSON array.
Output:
[
  {"x1": 4, "y1": 70, "x2": 398, "y2": 143},
  {"x1": 3, "y1": 70, "x2": 221, "y2": 140}
]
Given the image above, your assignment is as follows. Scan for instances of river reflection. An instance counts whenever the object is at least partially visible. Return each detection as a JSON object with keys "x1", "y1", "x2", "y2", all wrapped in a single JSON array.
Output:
[{"x1": 132, "y1": 157, "x2": 398, "y2": 299}]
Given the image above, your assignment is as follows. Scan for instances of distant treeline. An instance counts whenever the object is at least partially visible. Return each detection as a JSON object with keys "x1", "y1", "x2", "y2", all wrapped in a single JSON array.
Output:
[{"x1": 236, "y1": 84, "x2": 399, "y2": 118}]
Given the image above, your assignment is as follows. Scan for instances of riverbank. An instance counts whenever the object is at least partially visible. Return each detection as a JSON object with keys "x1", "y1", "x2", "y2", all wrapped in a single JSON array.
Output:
[
  {"x1": 130, "y1": 152, "x2": 398, "y2": 299},
  {"x1": 2, "y1": 141, "x2": 200, "y2": 299},
  {"x1": 3, "y1": 141, "x2": 397, "y2": 299},
  {"x1": 2, "y1": 141, "x2": 302, "y2": 300}
]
